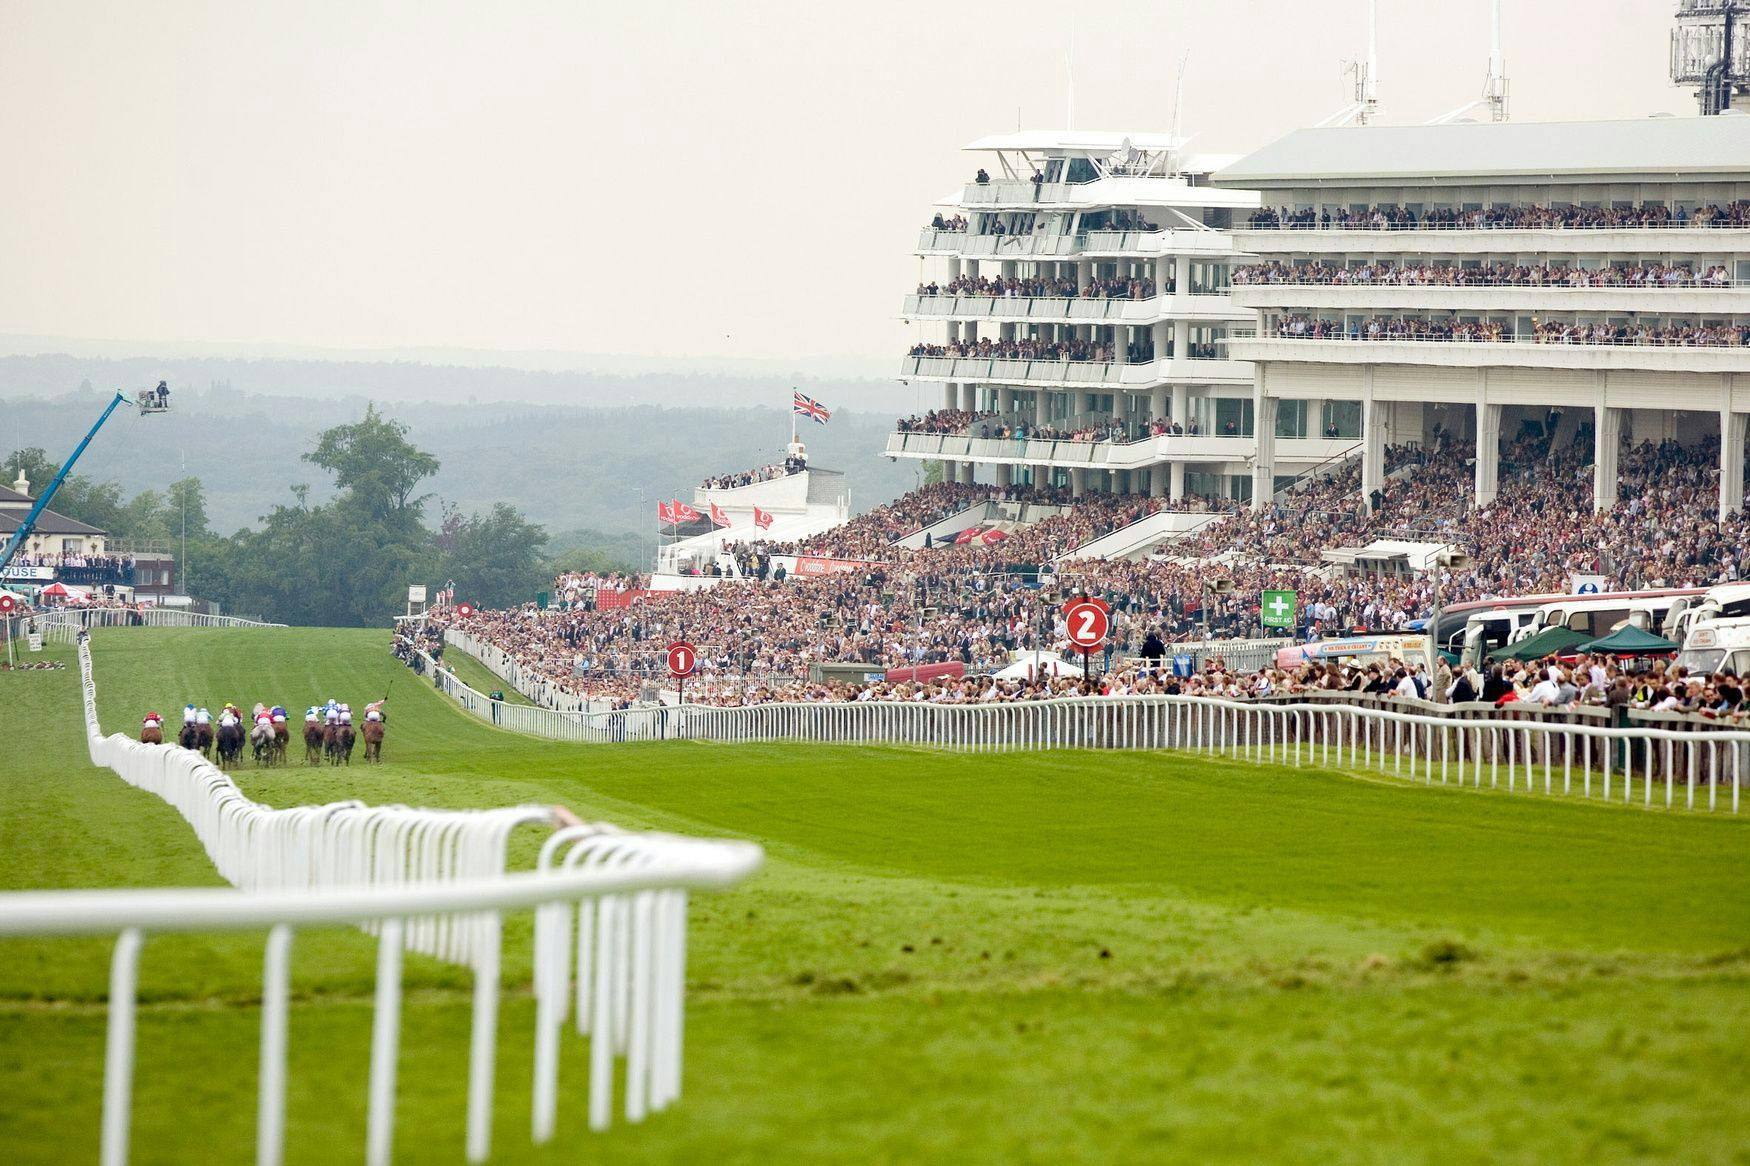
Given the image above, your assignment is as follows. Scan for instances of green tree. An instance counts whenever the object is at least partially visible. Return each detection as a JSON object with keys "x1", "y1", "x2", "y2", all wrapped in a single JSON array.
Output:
[
  {"x1": 303, "y1": 405, "x2": 441, "y2": 522},
  {"x1": 162, "y1": 477, "x2": 211, "y2": 539},
  {"x1": 437, "y1": 503, "x2": 549, "y2": 609}
]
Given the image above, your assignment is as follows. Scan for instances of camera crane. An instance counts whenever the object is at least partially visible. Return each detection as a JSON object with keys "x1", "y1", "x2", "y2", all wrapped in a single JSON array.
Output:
[{"x1": 0, "y1": 383, "x2": 171, "y2": 580}]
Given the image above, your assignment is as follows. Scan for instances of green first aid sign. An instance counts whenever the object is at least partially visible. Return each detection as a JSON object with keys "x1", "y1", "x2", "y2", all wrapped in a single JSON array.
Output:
[{"x1": 1261, "y1": 590, "x2": 1297, "y2": 629}]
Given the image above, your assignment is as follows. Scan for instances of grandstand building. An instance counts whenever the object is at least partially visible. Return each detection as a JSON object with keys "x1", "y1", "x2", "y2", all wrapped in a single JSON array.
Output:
[
  {"x1": 1220, "y1": 115, "x2": 1750, "y2": 518},
  {"x1": 892, "y1": 132, "x2": 1354, "y2": 508}
]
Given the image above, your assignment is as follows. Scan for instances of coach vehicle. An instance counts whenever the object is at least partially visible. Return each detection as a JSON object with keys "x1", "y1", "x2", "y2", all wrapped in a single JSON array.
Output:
[{"x1": 1675, "y1": 617, "x2": 1750, "y2": 678}]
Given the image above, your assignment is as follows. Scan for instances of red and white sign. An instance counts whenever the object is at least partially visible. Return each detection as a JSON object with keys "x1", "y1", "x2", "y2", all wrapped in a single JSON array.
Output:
[
  {"x1": 953, "y1": 526, "x2": 983, "y2": 545},
  {"x1": 792, "y1": 555, "x2": 872, "y2": 577},
  {"x1": 0, "y1": 593, "x2": 15, "y2": 614},
  {"x1": 709, "y1": 502, "x2": 730, "y2": 528},
  {"x1": 674, "y1": 500, "x2": 702, "y2": 524},
  {"x1": 657, "y1": 500, "x2": 677, "y2": 526},
  {"x1": 753, "y1": 507, "x2": 774, "y2": 531},
  {"x1": 456, "y1": 602, "x2": 476, "y2": 618},
  {"x1": 1063, "y1": 599, "x2": 1110, "y2": 651},
  {"x1": 666, "y1": 640, "x2": 699, "y2": 679},
  {"x1": 980, "y1": 528, "x2": 1009, "y2": 545}
]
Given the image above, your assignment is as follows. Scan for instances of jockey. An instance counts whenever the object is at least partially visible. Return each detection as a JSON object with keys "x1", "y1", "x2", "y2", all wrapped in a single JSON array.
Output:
[
  {"x1": 339, "y1": 704, "x2": 353, "y2": 725},
  {"x1": 218, "y1": 708, "x2": 239, "y2": 728},
  {"x1": 304, "y1": 706, "x2": 320, "y2": 723},
  {"x1": 270, "y1": 706, "x2": 287, "y2": 725},
  {"x1": 182, "y1": 704, "x2": 197, "y2": 725},
  {"x1": 143, "y1": 712, "x2": 162, "y2": 729},
  {"x1": 252, "y1": 702, "x2": 267, "y2": 720},
  {"x1": 324, "y1": 705, "x2": 341, "y2": 726},
  {"x1": 364, "y1": 699, "x2": 385, "y2": 723},
  {"x1": 195, "y1": 707, "x2": 211, "y2": 725}
]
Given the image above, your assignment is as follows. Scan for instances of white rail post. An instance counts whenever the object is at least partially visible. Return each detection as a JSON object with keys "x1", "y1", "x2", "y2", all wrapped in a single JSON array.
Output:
[
  {"x1": 366, "y1": 918, "x2": 406, "y2": 1166},
  {"x1": 101, "y1": 928, "x2": 145, "y2": 1166},
  {"x1": 257, "y1": 924, "x2": 294, "y2": 1166}
]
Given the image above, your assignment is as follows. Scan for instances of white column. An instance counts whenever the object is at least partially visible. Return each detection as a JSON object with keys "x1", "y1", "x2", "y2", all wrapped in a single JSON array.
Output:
[
  {"x1": 1475, "y1": 401, "x2": 1502, "y2": 509},
  {"x1": 1149, "y1": 465, "x2": 1166, "y2": 497},
  {"x1": 1253, "y1": 391, "x2": 1277, "y2": 512},
  {"x1": 1722, "y1": 398, "x2": 1746, "y2": 520},
  {"x1": 996, "y1": 385, "x2": 1014, "y2": 414},
  {"x1": 943, "y1": 381, "x2": 957, "y2": 410},
  {"x1": 1151, "y1": 321, "x2": 1169, "y2": 366},
  {"x1": 1149, "y1": 385, "x2": 1169, "y2": 422},
  {"x1": 1593, "y1": 402, "x2": 1622, "y2": 514},
  {"x1": 962, "y1": 383, "x2": 979, "y2": 412},
  {"x1": 1172, "y1": 384, "x2": 1188, "y2": 428},
  {"x1": 1361, "y1": 397, "x2": 1386, "y2": 510},
  {"x1": 1070, "y1": 468, "x2": 1087, "y2": 498},
  {"x1": 1076, "y1": 259, "x2": 1091, "y2": 292},
  {"x1": 1173, "y1": 319, "x2": 1190, "y2": 363},
  {"x1": 1174, "y1": 253, "x2": 1192, "y2": 296},
  {"x1": 996, "y1": 463, "x2": 1014, "y2": 489},
  {"x1": 1170, "y1": 461, "x2": 1186, "y2": 501}
]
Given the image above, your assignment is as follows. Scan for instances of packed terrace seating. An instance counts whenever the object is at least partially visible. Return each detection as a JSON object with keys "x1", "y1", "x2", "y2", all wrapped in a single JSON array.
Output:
[
  {"x1": 1247, "y1": 201, "x2": 1750, "y2": 230},
  {"x1": 440, "y1": 436, "x2": 1750, "y2": 708},
  {"x1": 1235, "y1": 262, "x2": 1734, "y2": 288},
  {"x1": 908, "y1": 338, "x2": 1154, "y2": 362},
  {"x1": 894, "y1": 413, "x2": 1215, "y2": 441}
]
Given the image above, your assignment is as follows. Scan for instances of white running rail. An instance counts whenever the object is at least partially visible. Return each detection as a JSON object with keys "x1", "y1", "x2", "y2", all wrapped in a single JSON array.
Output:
[
  {"x1": 420, "y1": 650, "x2": 1744, "y2": 813},
  {"x1": 38, "y1": 607, "x2": 288, "y2": 630},
  {"x1": 48, "y1": 632, "x2": 765, "y2": 1163},
  {"x1": 0, "y1": 838, "x2": 763, "y2": 1166}
]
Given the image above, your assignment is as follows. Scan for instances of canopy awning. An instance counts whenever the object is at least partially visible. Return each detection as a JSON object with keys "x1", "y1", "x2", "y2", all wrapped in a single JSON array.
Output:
[
  {"x1": 1579, "y1": 625, "x2": 1679, "y2": 655},
  {"x1": 1497, "y1": 626, "x2": 1592, "y2": 661}
]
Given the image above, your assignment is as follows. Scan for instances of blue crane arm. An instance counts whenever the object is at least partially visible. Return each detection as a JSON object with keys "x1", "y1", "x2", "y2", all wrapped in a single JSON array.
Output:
[{"x1": 0, "y1": 390, "x2": 130, "y2": 579}]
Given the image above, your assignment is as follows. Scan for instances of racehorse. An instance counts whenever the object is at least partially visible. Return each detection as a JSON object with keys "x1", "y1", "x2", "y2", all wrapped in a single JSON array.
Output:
[
  {"x1": 141, "y1": 721, "x2": 164, "y2": 745},
  {"x1": 271, "y1": 720, "x2": 290, "y2": 766},
  {"x1": 362, "y1": 719, "x2": 385, "y2": 762},
  {"x1": 196, "y1": 722, "x2": 215, "y2": 758},
  {"x1": 323, "y1": 721, "x2": 356, "y2": 766},
  {"x1": 216, "y1": 721, "x2": 244, "y2": 768},
  {"x1": 249, "y1": 719, "x2": 277, "y2": 766},
  {"x1": 304, "y1": 722, "x2": 325, "y2": 765},
  {"x1": 177, "y1": 722, "x2": 199, "y2": 751}
]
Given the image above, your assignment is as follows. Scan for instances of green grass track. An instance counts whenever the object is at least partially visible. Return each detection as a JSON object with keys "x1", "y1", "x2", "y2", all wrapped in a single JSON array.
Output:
[{"x1": 0, "y1": 627, "x2": 1746, "y2": 1164}]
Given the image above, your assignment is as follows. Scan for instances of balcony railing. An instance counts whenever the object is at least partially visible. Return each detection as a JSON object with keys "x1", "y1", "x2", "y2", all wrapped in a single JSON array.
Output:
[
  {"x1": 915, "y1": 228, "x2": 1224, "y2": 258},
  {"x1": 1232, "y1": 275, "x2": 1750, "y2": 291},
  {"x1": 961, "y1": 179, "x2": 1081, "y2": 204}
]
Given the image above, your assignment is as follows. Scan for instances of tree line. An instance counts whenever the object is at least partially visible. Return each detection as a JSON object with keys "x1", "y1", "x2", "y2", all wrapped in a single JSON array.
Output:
[{"x1": 5, "y1": 406, "x2": 630, "y2": 626}]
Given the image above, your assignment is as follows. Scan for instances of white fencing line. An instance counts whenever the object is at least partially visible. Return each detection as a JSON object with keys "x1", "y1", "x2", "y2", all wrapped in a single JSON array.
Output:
[
  {"x1": 37, "y1": 607, "x2": 288, "y2": 630},
  {"x1": 419, "y1": 652, "x2": 1743, "y2": 813},
  {"x1": 48, "y1": 632, "x2": 766, "y2": 1164}
]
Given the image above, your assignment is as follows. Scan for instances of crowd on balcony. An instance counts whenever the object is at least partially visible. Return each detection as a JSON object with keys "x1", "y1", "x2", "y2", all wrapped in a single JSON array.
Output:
[
  {"x1": 927, "y1": 213, "x2": 970, "y2": 232},
  {"x1": 701, "y1": 461, "x2": 803, "y2": 491},
  {"x1": 1247, "y1": 201, "x2": 1750, "y2": 231},
  {"x1": 5, "y1": 551, "x2": 139, "y2": 585},
  {"x1": 1235, "y1": 261, "x2": 1735, "y2": 288},
  {"x1": 916, "y1": 273, "x2": 1160, "y2": 300},
  {"x1": 1274, "y1": 315, "x2": 1510, "y2": 342},
  {"x1": 894, "y1": 411, "x2": 1225, "y2": 441},
  {"x1": 1532, "y1": 320, "x2": 1750, "y2": 347},
  {"x1": 907, "y1": 337, "x2": 1126, "y2": 363},
  {"x1": 438, "y1": 425, "x2": 1750, "y2": 709},
  {"x1": 895, "y1": 409, "x2": 996, "y2": 435}
]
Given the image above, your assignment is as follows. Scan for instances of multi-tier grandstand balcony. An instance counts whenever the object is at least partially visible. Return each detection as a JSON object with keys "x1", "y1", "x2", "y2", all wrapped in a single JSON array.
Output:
[
  {"x1": 883, "y1": 429, "x2": 1354, "y2": 472},
  {"x1": 900, "y1": 352, "x2": 1251, "y2": 387},
  {"x1": 1228, "y1": 315, "x2": 1750, "y2": 373},
  {"x1": 901, "y1": 290, "x2": 1243, "y2": 325},
  {"x1": 916, "y1": 226, "x2": 1238, "y2": 260},
  {"x1": 1229, "y1": 263, "x2": 1750, "y2": 315}
]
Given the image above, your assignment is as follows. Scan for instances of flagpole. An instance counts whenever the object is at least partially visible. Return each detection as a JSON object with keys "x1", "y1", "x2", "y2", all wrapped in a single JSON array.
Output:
[{"x1": 790, "y1": 387, "x2": 797, "y2": 447}]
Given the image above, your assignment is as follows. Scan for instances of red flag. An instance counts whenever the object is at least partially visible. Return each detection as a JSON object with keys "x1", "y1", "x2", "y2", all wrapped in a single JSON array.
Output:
[
  {"x1": 657, "y1": 500, "x2": 676, "y2": 526},
  {"x1": 753, "y1": 507, "x2": 774, "y2": 530},
  {"x1": 674, "y1": 500, "x2": 702, "y2": 524},
  {"x1": 980, "y1": 527, "x2": 1009, "y2": 545},
  {"x1": 709, "y1": 502, "x2": 730, "y2": 527},
  {"x1": 954, "y1": 526, "x2": 982, "y2": 545}
]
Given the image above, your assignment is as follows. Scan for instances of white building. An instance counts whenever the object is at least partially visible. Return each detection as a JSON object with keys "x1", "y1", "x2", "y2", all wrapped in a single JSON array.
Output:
[
  {"x1": 888, "y1": 131, "x2": 1357, "y2": 508},
  {"x1": 1220, "y1": 114, "x2": 1750, "y2": 518}
]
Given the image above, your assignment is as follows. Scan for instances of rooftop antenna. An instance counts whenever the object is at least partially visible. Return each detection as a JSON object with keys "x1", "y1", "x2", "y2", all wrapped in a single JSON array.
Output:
[
  {"x1": 1429, "y1": 0, "x2": 1510, "y2": 124},
  {"x1": 1315, "y1": 0, "x2": 1381, "y2": 127},
  {"x1": 1169, "y1": 49, "x2": 1191, "y2": 144}
]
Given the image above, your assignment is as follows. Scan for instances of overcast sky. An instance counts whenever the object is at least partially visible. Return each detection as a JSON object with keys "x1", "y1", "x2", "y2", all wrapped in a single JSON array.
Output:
[{"x1": 0, "y1": 0, "x2": 1694, "y2": 374}]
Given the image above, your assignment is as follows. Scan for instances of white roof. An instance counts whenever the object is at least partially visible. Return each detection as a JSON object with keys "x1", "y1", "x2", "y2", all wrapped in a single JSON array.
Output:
[{"x1": 1217, "y1": 114, "x2": 1750, "y2": 186}]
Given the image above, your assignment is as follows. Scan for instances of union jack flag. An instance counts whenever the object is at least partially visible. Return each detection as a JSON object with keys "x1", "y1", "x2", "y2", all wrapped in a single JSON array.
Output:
[{"x1": 792, "y1": 391, "x2": 831, "y2": 425}]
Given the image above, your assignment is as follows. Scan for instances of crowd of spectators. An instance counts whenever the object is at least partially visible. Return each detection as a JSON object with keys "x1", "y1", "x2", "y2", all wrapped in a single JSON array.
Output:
[
  {"x1": 1235, "y1": 261, "x2": 1734, "y2": 288},
  {"x1": 1275, "y1": 314, "x2": 1509, "y2": 341},
  {"x1": 908, "y1": 337, "x2": 1147, "y2": 363},
  {"x1": 916, "y1": 273, "x2": 1159, "y2": 300},
  {"x1": 443, "y1": 430, "x2": 1750, "y2": 709},
  {"x1": 1247, "y1": 201, "x2": 1750, "y2": 231},
  {"x1": 895, "y1": 413, "x2": 1229, "y2": 442},
  {"x1": 926, "y1": 213, "x2": 969, "y2": 232},
  {"x1": 1532, "y1": 320, "x2": 1750, "y2": 347},
  {"x1": 1274, "y1": 313, "x2": 1750, "y2": 346},
  {"x1": 701, "y1": 461, "x2": 802, "y2": 491}
]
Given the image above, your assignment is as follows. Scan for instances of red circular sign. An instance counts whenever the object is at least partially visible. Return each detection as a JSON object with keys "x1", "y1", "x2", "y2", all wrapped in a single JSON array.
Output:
[
  {"x1": 455, "y1": 602, "x2": 475, "y2": 617},
  {"x1": 666, "y1": 640, "x2": 698, "y2": 679},
  {"x1": 0, "y1": 593, "x2": 15, "y2": 614},
  {"x1": 1061, "y1": 594, "x2": 1110, "y2": 618},
  {"x1": 1063, "y1": 600, "x2": 1110, "y2": 650}
]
